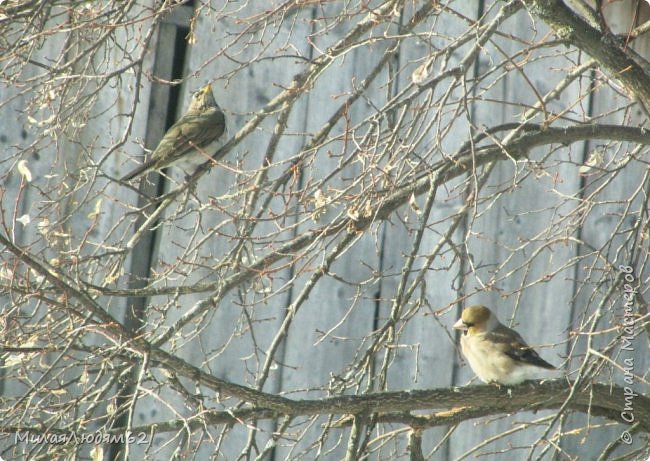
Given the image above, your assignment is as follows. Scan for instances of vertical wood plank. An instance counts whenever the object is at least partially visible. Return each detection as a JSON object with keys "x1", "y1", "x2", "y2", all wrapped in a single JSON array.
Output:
[
  {"x1": 370, "y1": 1, "x2": 481, "y2": 459},
  {"x1": 122, "y1": 2, "x2": 316, "y2": 458},
  {"x1": 0, "y1": 2, "x2": 156, "y2": 459},
  {"x1": 558, "y1": 2, "x2": 650, "y2": 458},
  {"x1": 447, "y1": 3, "x2": 584, "y2": 459}
]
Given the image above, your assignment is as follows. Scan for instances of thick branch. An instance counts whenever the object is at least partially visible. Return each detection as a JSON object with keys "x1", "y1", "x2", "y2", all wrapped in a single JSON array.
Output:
[
  {"x1": 522, "y1": 0, "x2": 650, "y2": 112},
  {"x1": 95, "y1": 381, "x2": 650, "y2": 434}
]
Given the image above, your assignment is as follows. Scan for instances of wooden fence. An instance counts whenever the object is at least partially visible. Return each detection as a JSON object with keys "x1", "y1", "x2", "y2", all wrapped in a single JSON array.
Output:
[{"x1": 0, "y1": 1, "x2": 648, "y2": 460}]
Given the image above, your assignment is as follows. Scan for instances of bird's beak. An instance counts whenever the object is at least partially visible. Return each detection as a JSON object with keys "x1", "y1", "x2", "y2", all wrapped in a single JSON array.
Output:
[
  {"x1": 202, "y1": 82, "x2": 212, "y2": 93},
  {"x1": 452, "y1": 318, "x2": 467, "y2": 331}
]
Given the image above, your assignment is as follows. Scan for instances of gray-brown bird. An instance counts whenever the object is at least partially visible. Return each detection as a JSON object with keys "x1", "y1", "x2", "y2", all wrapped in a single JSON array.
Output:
[{"x1": 121, "y1": 82, "x2": 226, "y2": 181}]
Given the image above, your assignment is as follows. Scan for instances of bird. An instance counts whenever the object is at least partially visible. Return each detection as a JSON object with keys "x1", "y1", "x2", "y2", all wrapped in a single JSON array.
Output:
[
  {"x1": 452, "y1": 305, "x2": 557, "y2": 385},
  {"x1": 121, "y1": 82, "x2": 226, "y2": 181}
]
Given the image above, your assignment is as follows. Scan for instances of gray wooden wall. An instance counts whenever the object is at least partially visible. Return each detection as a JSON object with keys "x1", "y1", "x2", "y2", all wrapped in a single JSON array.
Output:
[{"x1": 0, "y1": 1, "x2": 648, "y2": 460}]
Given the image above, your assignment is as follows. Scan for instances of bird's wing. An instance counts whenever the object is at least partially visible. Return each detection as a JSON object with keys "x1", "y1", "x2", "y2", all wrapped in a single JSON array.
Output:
[
  {"x1": 486, "y1": 325, "x2": 556, "y2": 370},
  {"x1": 156, "y1": 110, "x2": 226, "y2": 163},
  {"x1": 121, "y1": 110, "x2": 226, "y2": 181}
]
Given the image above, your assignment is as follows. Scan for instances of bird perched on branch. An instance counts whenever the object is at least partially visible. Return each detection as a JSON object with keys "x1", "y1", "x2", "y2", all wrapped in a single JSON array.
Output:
[
  {"x1": 453, "y1": 305, "x2": 557, "y2": 385},
  {"x1": 121, "y1": 82, "x2": 226, "y2": 181}
]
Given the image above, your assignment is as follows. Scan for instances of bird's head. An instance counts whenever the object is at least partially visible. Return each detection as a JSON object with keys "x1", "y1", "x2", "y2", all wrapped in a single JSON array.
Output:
[
  {"x1": 189, "y1": 82, "x2": 218, "y2": 111},
  {"x1": 453, "y1": 304, "x2": 495, "y2": 335}
]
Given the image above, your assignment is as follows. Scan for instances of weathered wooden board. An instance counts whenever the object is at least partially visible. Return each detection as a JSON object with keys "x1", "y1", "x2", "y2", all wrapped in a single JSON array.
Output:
[
  {"x1": 121, "y1": 2, "x2": 317, "y2": 459},
  {"x1": 446, "y1": 3, "x2": 584, "y2": 459},
  {"x1": 268, "y1": 6, "x2": 392, "y2": 459},
  {"x1": 557, "y1": 2, "x2": 650, "y2": 459},
  {"x1": 370, "y1": 1, "x2": 481, "y2": 459},
  {"x1": 0, "y1": 3, "x2": 154, "y2": 459}
]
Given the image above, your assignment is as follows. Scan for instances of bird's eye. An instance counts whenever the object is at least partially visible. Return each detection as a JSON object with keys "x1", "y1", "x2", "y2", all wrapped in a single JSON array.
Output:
[{"x1": 464, "y1": 321, "x2": 473, "y2": 327}]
